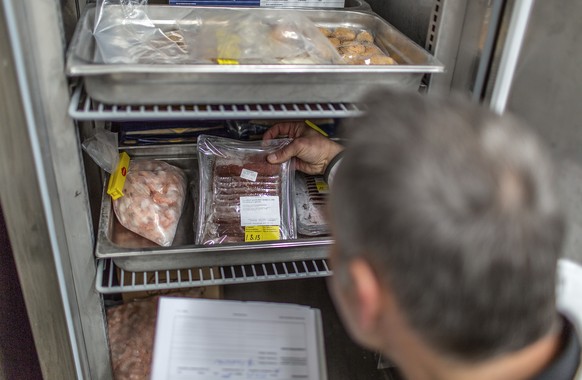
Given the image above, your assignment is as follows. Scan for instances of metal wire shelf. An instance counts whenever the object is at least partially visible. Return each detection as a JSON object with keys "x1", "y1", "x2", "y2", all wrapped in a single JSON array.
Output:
[
  {"x1": 69, "y1": 84, "x2": 365, "y2": 121},
  {"x1": 96, "y1": 258, "x2": 333, "y2": 294}
]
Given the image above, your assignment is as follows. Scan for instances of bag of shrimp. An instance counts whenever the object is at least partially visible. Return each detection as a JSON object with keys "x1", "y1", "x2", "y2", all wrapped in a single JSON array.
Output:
[{"x1": 112, "y1": 160, "x2": 187, "y2": 247}]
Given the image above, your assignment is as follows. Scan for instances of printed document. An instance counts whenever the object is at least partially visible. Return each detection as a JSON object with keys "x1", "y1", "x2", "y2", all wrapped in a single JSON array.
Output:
[{"x1": 151, "y1": 298, "x2": 326, "y2": 380}]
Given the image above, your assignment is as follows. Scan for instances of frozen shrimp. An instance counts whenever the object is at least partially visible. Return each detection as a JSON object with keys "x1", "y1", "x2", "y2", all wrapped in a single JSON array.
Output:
[{"x1": 113, "y1": 160, "x2": 187, "y2": 247}]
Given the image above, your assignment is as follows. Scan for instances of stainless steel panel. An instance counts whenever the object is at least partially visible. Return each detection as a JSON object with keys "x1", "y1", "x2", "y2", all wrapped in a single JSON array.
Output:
[
  {"x1": 60, "y1": 0, "x2": 81, "y2": 45},
  {"x1": 488, "y1": 0, "x2": 534, "y2": 114},
  {"x1": 422, "y1": 0, "x2": 499, "y2": 97},
  {"x1": 496, "y1": 0, "x2": 582, "y2": 263},
  {"x1": 96, "y1": 144, "x2": 332, "y2": 271},
  {"x1": 365, "y1": 0, "x2": 434, "y2": 47},
  {"x1": 450, "y1": 0, "x2": 496, "y2": 97},
  {"x1": 0, "y1": 2, "x2": 81, "y2": 380},
  {"x1": 66, "y1": 5, "x2": 443, "y2": 104},
  {"x1": 0, "y1": 0, "x2": 112, "y2": 379}
]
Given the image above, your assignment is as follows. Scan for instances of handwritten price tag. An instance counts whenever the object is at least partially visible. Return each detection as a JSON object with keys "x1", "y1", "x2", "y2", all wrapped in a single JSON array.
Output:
[{"x1": 244, "y1": 226, "x2": 280, "y2": 242}]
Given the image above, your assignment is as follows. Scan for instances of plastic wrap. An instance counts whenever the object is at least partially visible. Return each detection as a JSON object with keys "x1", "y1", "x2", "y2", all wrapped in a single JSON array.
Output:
[
  {"x1": 94, "y1": 1, "x2": 190, "y2": 64},
  {"x1": 112, "y1": 160, "x2": 187, "y2": 247},
  {"x1": 93, "y1": 2, "x2": 342, "y2": 64},
  {"x1": 320, "y1": 26, "x2": 397, "y2": 65},
  {"x1": 294, "y1": 173, "x2": 330, "y2": 236},
  {"x1": 196, "y1": 135, "x2": 296, "y2": 245},
  {"x1": 226, "y1": 120, "x2": 274, "y2": 141},
  {"x1": 82, "y1": 128, "x2": 119, "y2": 174}
]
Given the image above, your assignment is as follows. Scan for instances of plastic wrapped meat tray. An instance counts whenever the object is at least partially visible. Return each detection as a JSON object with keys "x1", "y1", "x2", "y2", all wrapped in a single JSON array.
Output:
[
  {"x1": 196, "y1": 135, "x2": 296, "y2": 245},
  {"x1": 295, "y1": 173, "x2": 330, "y2": 236},
  {"x1": 65, "y1": 5, "x2": 444, "y2": 104}
]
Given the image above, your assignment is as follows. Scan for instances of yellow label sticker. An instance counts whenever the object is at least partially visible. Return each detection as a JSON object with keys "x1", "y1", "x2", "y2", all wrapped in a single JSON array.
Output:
[
  {"x1": 107, "y1": 152, "x2": 131, "y2": 200},
  {"x1": 244, "y1": 226, "x2": 280, "y2": 242},
  {"x1": 216, "y1": 58, "x2": 240, "y2": 65},
  {"x1": 314, "y1": 177, "x2": 330, "y2": 194},
  {"x1": 216, "y1": 29, "x2": 241, "y2": 63}
]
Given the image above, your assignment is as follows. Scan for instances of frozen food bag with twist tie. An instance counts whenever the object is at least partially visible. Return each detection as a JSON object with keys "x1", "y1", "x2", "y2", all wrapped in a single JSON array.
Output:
[{"x1": 196, "y1": 135, "x2": 296, "y2": 245}]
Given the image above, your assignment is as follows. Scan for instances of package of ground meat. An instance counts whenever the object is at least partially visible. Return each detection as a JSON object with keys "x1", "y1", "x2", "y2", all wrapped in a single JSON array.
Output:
[
  {"x1": 112, "y1": 160, "x2": 187, "y2": 247},
  {"x1": 107, "y1": 288, "x2": 206, "y2": 380},
  {"x1": 196, "y1": 135, "x2": 296, "y2": 245}
]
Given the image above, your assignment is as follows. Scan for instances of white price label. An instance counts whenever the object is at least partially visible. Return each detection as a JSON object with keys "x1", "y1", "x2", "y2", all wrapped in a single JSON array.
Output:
[
  {"x1": 240, "y1": 196, "x2": 280, "y2": 226},
  {"x1": 240, "y1": 168, "x2": 258, "y2": 182}
]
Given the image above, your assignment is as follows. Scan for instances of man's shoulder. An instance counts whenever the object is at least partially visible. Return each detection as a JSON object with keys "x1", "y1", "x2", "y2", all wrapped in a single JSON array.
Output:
[
  {"x1": 557, "y1": 259, "x2": 582, "y2": 380},
  {"x1": 557, "y1": 259, "x2": 582, "y2": 329}
]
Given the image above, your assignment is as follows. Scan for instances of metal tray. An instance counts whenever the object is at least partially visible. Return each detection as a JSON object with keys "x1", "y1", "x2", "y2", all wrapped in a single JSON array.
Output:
[
  {"x1": 66, "y1": 5, "x2": 443, "y2": 105},
  {"x1": 95, "y1": 144, "x2": 332, "y2": 272}
]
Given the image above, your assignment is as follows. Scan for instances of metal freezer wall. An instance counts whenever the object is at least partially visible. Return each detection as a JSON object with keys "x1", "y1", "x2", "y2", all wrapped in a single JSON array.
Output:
[{"x1": 0, "y1": 0, "x2": 110, "y2": 378}]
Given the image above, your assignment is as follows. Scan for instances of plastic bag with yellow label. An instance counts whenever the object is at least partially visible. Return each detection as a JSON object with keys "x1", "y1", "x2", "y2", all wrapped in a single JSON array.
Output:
[{"x1": 112, "y1": 160, "x2": 187, "y2": 247}]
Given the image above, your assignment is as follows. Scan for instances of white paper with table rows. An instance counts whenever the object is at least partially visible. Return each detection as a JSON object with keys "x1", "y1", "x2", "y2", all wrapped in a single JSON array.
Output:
[{"x1": 151, "y1": 297, "x2": 326, "y2": 380}]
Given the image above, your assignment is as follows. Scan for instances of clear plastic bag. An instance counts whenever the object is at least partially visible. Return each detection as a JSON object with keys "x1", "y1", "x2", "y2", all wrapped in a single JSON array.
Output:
[
  {"x1": 94, "y1": 1, "x2": 191, "y2": 64},
  {"x1": 320, "y1": 26, "x2": 397, "y2": 65},
  {"x1": 196, "y1": 135, "x2": 296, "y2": 245},
  {"x1": 93, "y1": 2, "x2": 342, "y2": 64},
  {"x1": 294, "y1": 173, "x2": 330, "y2": 236},
  {"x1": 226, "y1": 120, "x2": 274, "y2": 141},
  {"x1": 113, "y1": 160, "x2": 187, "y2": 246},
  {"x1": 81, "y1": 128, "x2": 119, "y2": 174}
]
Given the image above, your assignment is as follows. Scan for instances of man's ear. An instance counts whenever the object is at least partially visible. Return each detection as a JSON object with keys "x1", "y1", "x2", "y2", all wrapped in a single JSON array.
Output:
[{"x1": 348, "y1": 257, "x2": 383, "y2": 332}]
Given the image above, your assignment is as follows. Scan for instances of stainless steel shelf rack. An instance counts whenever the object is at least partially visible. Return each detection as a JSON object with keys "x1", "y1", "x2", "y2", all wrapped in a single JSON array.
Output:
[
  {"x1": 69, "y1": 84, "x2": 366, "y2": 121},
  {"x1": 96, "y1": 258, "x2": 333, "y2": 293},
  {"x1": 67, "y1": 80, "x2": 341, "y2": 294}
]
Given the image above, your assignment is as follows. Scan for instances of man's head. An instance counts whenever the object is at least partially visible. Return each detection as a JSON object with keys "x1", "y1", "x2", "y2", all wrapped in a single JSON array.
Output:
[{"x1": 328, "y1": 89, "x2": 565, "y2": 363}]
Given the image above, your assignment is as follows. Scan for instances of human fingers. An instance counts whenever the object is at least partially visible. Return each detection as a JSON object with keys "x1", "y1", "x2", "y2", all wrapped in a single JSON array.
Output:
[
  {"x1": 262, "y1": 122, "x2": 316, "y2": 140},
  {"x1": 266, "y1": 139, "x2": 307, "y2": 164}
]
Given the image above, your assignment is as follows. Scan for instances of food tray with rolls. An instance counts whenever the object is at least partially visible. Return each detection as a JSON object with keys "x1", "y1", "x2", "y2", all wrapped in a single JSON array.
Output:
[
  {"x1": 95, "y1": 144, "x2": 331, "y2": 272},
  {"x1": 66, "y1": 5, "x2": 443, "y2": 105}
]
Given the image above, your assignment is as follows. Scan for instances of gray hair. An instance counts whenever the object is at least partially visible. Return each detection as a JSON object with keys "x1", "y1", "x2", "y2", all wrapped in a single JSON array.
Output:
[{"x1": 331, "y1": 88, "x2": 565, "y2": 361}]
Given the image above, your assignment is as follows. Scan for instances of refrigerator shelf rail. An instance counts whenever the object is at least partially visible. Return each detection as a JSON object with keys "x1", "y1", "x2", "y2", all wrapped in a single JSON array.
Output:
[
  {"x1": 96, "y1": 258, "x2": 333, "y2": 293},
  {"x1": 69, "y1": 84, "x2": 366, "y2": 121}
]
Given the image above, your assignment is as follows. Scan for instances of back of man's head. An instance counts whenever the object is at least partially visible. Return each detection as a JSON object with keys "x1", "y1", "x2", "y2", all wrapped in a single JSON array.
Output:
[{"x1": 331, "y1": 88, "x2": 565, "y2": 361}]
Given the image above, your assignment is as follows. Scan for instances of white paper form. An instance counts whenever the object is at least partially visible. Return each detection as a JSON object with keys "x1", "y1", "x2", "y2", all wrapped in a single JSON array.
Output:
[{"x1": 151, "y1": 298, "x2": 323, "y2": 380}]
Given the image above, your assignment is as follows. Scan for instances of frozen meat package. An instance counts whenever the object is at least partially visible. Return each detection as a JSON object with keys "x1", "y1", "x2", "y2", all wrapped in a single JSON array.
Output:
[
  {"x1": 112, "y1": 160, "x2": 187, "y2": 247},
  {"x1": 196, "y1": 135, "x2": 296, "y2": 245},
  {"x1": 295, "y1": 173, "x2": 330, "y2": 236}
]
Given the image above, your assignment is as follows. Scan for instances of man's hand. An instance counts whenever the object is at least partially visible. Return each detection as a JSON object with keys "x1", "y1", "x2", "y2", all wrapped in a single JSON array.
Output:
[{"x1": 263, "y1": 122, "x2": 344, "y2": 175}]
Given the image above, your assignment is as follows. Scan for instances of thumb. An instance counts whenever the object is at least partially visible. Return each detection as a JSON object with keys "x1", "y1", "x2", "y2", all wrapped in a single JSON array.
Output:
[{"x1": 267, "y1": 143, "x2": 301, "y2": 164}]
